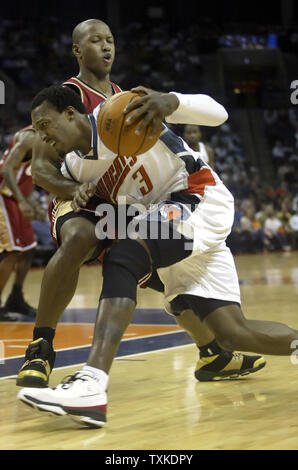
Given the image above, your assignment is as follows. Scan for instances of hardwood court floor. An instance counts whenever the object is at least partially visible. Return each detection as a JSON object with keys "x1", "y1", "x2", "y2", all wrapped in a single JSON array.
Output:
[{"x1": 0, "y1": 251, "x2": 298, "y2": 450}]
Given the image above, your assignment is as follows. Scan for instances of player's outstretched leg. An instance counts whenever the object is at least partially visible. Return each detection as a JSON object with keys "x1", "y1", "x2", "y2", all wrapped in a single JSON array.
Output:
[
  {"x1": 205, "y1": 303, "x2": 298, "y2": 355},
  {"x1": 174, "y1": 308, "x2": 266, "y2": 381}
]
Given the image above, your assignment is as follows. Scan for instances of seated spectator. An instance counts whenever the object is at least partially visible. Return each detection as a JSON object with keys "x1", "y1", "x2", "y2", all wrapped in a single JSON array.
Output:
[
  {"x1": 238, "y1": 206, "x2": 266, "y2": 253},
  {"x1": 263, "y1": 206, "x2": 291, "y2": 251},
  {"x1": 289, "y1": 208, "x2": 298, "y2": 249},
  {"x1": 277, "y1": 201, "x2": 297, "y2": 250}
]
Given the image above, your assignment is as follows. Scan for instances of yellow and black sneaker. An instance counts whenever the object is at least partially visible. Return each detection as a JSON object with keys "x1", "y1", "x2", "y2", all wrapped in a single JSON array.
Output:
[
  {"x1": 16, "y1": 338, "x2": 56, "y2": 388},
  {"x1": 195, "y1": 351, "x2": 266, "y2": 382}
]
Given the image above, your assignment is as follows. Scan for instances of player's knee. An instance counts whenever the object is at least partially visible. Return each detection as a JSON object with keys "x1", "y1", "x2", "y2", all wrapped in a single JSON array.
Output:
[
  {"x1": 57, "y1": 232, "x2": 98, "y2": 265},
  {"x1": 60, "y1": 229, "x2": 98, "y2": 261},
  {"x1": 101, "y1": 239, "x2": 151, "y2": 302}
]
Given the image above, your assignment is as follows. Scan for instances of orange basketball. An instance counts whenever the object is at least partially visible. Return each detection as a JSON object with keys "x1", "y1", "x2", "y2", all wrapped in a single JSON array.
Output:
[{"x1": 97, "y1": 91, "x2": 162, "y2": 155}]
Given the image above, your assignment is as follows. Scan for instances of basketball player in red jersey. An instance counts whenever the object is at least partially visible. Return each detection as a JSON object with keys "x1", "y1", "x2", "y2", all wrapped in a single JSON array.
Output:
[
  {"x1": 0, "y1": 127, "x2": 38, "y2": 321},
  {"x1": 17, "y1": 20, "x2": 264, "y2": 387},
  {"x1": 17, "y1": 18, "x2": 125, "y2": 383}
]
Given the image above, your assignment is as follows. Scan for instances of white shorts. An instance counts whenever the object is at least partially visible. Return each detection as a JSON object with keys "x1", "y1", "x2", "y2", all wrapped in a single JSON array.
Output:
[
  {"x1": 158, "y1": 242, "x2": 241, "y2": 313},
  {"x1": 157, "y1": 182, "x2": 241, "y2": 310}
]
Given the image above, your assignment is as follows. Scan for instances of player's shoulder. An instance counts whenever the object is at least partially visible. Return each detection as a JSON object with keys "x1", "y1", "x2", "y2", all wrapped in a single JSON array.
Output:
[{"x1": 63, "y1": 77, "x2": 83, "y2": 96}]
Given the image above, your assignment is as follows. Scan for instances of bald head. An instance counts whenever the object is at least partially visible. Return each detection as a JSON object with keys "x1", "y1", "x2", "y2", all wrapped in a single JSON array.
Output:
[
  {"x1": 72, "y1": 19, "x2": 109, "y2": 44},
  {"x1": 71, "y1": 19, "x2": 115, "y2": 78}
]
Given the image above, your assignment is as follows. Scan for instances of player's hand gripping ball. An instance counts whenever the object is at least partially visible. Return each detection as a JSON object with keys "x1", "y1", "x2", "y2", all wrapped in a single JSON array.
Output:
[{"x1": 97, "y1": 91, "x2": 162, "y2": 155}]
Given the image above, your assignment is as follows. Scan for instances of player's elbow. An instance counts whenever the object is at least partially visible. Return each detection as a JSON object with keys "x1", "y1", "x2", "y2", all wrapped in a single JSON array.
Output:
[
  {"x1": 212, "y1": 105, "x2": 228, "y2": 126},
  {"x1": 31, "y1": 163, "x2": 44, "y2": 186}
]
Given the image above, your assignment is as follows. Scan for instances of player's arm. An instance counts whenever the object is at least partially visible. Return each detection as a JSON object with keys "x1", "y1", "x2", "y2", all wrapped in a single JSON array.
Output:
[
  {"x1": 123, "y1": 86, "x2": 228, "y2": 136},
  {"x1": 31, "y1": 134, "x2": 82, "y2": 200},
  {"x1": 1, "y1": 130, "x2": 35, "y2": 220}
]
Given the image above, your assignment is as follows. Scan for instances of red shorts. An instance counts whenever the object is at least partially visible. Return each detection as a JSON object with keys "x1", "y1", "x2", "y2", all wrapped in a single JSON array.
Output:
[{"x1": 0, "y1": 194, "x2": 36, "y2": 252}]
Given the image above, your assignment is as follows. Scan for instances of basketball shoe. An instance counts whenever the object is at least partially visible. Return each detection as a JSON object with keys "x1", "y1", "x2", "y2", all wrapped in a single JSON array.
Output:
[
  {"x1": 0, "y1": 306, "x2": 17, "y2": 321},
  {"x1": 4, "y1": 285, "x2": 36, "y2": 317},
  {"x1": 17, "y1": 370, "x2": 107, "y2": 428},
  {"x1": 195, "y1": 351, "x2": 266, "y2": 381},
  {"x1": 16, "y1": 338, "x2": 56, "y2": 388}
]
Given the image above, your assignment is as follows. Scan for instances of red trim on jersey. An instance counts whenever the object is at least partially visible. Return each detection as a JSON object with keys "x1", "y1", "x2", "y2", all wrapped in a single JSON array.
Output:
[
  {"x1": 183, "y1": 167, "x2": 216, "y2": 197},
  {"x1": 64, "y1": 77, "x2": 122, "y2": 114}
]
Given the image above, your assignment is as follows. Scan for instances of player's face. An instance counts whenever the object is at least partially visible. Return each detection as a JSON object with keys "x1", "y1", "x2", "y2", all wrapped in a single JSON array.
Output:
[
  {"x1": 75, "y1": 23, "x2": 115, "y2": 77},
  {"x1": 31, "y1": 102, "x2": 78, "y2": 154},
  {"x1": 183, "y1": 125, "x2": 201, "y2": 146}
]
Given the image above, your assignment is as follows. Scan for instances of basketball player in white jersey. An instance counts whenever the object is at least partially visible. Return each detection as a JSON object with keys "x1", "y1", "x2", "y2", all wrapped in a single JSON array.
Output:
[
  {"x1": 183, "y1": 124, "x2": 214, "y2": 168},
  {"x1": 16, "y1": 21, "x2": 265, "y2": 393},
  {"x1": 17, "y1": 85, "x2": 298, "y2": 428}
]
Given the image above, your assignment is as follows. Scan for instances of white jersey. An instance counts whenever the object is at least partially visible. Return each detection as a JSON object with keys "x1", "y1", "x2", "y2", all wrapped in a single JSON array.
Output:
[
  {"x1": 198, "y1": 142, "x2": 209, "y2": 164},
  {"x1": 61, "y1": 93, "x2": 228, "y2": 207}
]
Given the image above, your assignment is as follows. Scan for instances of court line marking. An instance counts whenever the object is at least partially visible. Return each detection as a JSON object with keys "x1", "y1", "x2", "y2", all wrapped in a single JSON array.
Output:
[
  {"x1": 0, "y1": 330, "x2": 190, "y2": 380},
  {"x1": 0, "y1": 343, "x2": 195, "y2": 381},
  {"x1": 0, "y1": 343, "x2": 194, "y2": 381},
  {"x1": 0, "y1": 329, "x2": 184, "y2": 361}
]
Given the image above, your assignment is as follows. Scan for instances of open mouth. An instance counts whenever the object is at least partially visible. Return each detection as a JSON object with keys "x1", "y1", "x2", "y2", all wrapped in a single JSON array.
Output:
[
  {"x1": 103, "y1": 53, "x2": 112, "y2": 63},
  {"x1": 43, "y1": 137, "x2": 57, "y2": 147}
]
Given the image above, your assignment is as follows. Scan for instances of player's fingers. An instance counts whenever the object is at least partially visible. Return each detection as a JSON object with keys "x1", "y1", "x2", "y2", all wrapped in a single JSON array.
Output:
[
  {"x1": 135, "y1": 110, "x2": 156, "y2": 135},
  {"x1": 71, "y1": 199, "x2": 80, "y2": 213},
  {"x1": 130, "y1": 86, "x2": 152, "y2": 96},
  {"x1": 125, "y1": 106, "x2": 146, "y2": 126},
  {"x1": 73, "y1": 190, "x2": 88, "y2": 209},
  {"x1": 123, "y1": 95, "x2": 149, "y2": 115},
  {"x1": 78, "y1": 187, "x2": 90, "y2": 203},
  {"x1": 150, "y1": 116, "x2": 163, "y2": 138},
  {"x1": 72, "y1": 193, "x2": 86, "y2": 212},
  {"x1": 87, "y1": 183, "x2": 96, "y2": 197}
]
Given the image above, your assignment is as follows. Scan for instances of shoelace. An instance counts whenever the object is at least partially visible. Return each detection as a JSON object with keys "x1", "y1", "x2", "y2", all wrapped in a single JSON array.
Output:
[
  {"x1": 232, "y1": 352, "x2": 243, "y2": 361},
  {"x1": 26, "y1": 345, "x2": 43, "y2": 361},
  {"x1": 59, "y1": 372, "x2": 91, "y2": 390}
]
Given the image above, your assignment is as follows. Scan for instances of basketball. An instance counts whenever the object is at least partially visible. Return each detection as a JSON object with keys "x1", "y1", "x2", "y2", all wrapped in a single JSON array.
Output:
[{"x1": 97, "y1": 91, "x2": 162, "y2": 155}]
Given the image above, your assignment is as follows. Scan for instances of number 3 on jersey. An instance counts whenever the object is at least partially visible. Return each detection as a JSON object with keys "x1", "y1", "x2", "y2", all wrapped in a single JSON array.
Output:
[{"x1": 132, "y1": 165, "x2": 153, "y2": 196}]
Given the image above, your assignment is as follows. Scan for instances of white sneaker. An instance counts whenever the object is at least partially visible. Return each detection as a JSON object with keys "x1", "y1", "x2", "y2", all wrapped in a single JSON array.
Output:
[{"x1": 17, "y1": 370, "x2": 107, "y2": 428}]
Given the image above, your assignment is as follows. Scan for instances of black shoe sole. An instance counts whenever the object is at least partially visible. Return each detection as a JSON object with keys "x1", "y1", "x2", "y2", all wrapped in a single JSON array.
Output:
[
  {"x1": 195, "y1": 360, "x2": 266, "y2": 382},
  {"x1": 16, "y1": 375, "x2": 48, "y2": 388}
]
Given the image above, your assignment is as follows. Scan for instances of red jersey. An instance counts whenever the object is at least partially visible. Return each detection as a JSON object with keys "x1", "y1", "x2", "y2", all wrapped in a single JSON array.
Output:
[
  {"x1": 63, "y1": 77, "x2": 122, "y2": 113},
  {"x1": 0, "y1": 127, "x2": 34, "y2": 198}
]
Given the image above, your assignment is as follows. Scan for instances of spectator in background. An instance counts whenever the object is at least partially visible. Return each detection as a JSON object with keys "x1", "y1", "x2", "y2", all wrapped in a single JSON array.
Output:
[
  {"x1": 278, "y1": 201, "x2": 297, "y2": 250},
  {"x1": 183, "y1": 124, "x2": 214, "y2": 167},
  {"x1": 263, "y1": 206, "x2": 291, "y2": 251},
  {"x1": 289, "y1": 208, "x2": 298, "y2": 249},
  {"x1": 238, "y1": 205, "x2": 266, "y2": 253}
]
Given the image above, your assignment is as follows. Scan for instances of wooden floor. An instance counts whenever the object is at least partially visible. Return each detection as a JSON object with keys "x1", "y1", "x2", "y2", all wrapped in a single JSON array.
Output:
[{"x1": 0, "y1": 251, "x2": 298, "y2": 450}]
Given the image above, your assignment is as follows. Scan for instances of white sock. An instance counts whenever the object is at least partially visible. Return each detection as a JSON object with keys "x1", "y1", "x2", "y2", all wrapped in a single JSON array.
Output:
[{"x1": 82, "y1": 365, "x2": 109, "y2": 390}]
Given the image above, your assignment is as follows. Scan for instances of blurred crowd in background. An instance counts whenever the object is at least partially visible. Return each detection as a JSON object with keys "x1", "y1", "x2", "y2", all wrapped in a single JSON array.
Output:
[{"x1": 0, "y1": 15, "x2": 298, "y2": 261}]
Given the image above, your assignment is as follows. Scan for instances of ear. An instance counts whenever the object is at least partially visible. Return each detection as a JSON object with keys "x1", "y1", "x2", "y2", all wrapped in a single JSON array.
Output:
[
  {"x1": 72, "y1": 44, "x2": 81, "y2": 59},
  {"x1": 64, "y1": 106, "x2": 76, "y2": 121}
]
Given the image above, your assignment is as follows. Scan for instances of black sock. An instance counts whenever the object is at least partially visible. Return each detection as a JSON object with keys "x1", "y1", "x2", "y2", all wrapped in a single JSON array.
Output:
[
  {"x1": 33, "y1": 327, "x2": 55, "y2": 349},
  {"x1": 198, "y1": 339, "x2": 223, "y2": 357},
  {"x1": 10, "y1": 283, "x2": 23, "y2": 297}
]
